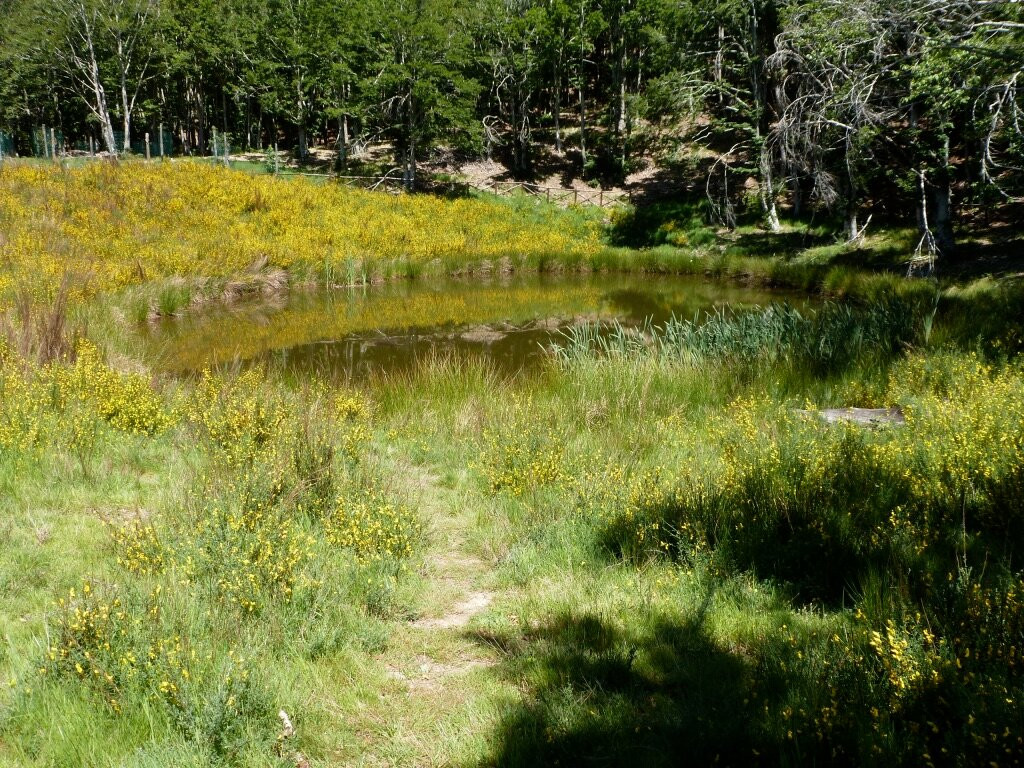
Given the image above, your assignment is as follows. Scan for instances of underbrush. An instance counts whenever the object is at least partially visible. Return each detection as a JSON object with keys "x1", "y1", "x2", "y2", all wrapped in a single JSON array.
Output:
[
  {"x1": 0, "y1": 162, "x2": 606, "y2": 305},
  {"x1": 0, "y1": 342, "x2": 420, "y2": 765},
  {"x1": 4, "y1": 235, "x2": 1024, "y2": 765},
  {"x1": 472, "y1": 302, "x2": 1024, "y2": 764}
]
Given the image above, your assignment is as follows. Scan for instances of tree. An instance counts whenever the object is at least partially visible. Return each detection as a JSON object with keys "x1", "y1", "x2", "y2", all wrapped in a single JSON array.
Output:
[
  {"x1": 480, "y1": 0, "x2": 545, "y2": 174},
  {"x1": 365, "y1": 0, "x2": 481, "y2": 187},
  {"x1": 47, "y1": 0, "x2": 162, "y2": 153},
  {"x1": 770, "y1": 0, "x2": 901, "y2": 239},
  {"x1": 771, "y1": 0, "x2": 1024, "y2": 259}
]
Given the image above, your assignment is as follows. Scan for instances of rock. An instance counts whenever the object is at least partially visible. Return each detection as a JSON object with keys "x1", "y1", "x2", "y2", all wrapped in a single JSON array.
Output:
[
  {"x1": 459, "y1": 327, "x2": 506, "y2": 343},
  {"x1": 795, "y1": 407, "x2": 905, "y2": 426}
]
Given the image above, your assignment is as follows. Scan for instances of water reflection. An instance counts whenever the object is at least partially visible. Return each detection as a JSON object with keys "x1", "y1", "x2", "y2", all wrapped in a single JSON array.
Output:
[{"x1": 143, "y1": 273, "x2": 802, "y2": 379}]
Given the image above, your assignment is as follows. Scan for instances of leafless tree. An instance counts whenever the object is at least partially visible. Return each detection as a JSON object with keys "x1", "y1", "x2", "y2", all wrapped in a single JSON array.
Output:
[{"x1": 52, "y1": 0, "x2": 160, "y2": 153}]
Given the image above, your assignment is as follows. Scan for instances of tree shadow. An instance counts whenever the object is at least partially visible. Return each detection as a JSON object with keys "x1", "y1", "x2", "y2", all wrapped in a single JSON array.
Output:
[
  {"x1": 725, "y1": 230, "x2": 836, "y2": 260},
  {"x1": 469, "y1": 598, "x2": 787, "y2": 767}
]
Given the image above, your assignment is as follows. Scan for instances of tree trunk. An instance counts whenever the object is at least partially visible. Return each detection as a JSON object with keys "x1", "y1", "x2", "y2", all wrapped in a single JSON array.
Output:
[
  {"x1": 714, "y1": 25, "x2": 725, "y2": 105},
  {"x1": 791, "y1": 176, "x2": 803, "y2": 218},
  {"x1": 928, "y1": 181, "x2": 955, "y2": 256},
  {"x1": 118, "y1": 38, "x2": 131, "y2": 152},
  {"x1": 758, "y1": 142, "x2": 780, "y2": 232},
  {"x1": 338, "y1": 114, "x2": 349, "y2": 169},
  {"x1": 612, "y1": 6, "x2": 627, "y2": 171},
  {"x1": 191, "y1": 82, "x2": 206, "y2": 156},
  {"x1": 95, "y1": 79, "x2": 116, "y2": 153},
  {"x1": 405, "y1": 142, "x2": 417, "y2": 191},
  {"x1": 578, "y1": 85, "x2": 587, "y2": 166},
  {"x1": 761, "y1": 171, "x2": 781, "y2": 231},
  {"x1": 929, "y1": 135, "x2": 956, "y2": 256},
  {"x1": 844, "y1": 206, "x2": 859, "y2": 242},
  {"x1": 553, "y1": 57, "x2": 563, "y2": 154},
  {"x1": 84, "y1": 26, "x2": 116, "y2": 152},
  {"x1": 577, "y1": 5, "x2": 587, "y2": 166}
]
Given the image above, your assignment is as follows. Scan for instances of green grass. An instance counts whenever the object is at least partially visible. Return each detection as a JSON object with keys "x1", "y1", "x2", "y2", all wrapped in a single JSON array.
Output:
[{"x1": 3, "y1": 184, "x2": 1024, "y2": 765}]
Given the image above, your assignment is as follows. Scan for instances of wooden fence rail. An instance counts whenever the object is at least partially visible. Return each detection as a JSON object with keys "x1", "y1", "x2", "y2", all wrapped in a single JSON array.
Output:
[
  {"x1": 280, "y1": 171, "x2": 629, "y2": 208},
  {"x1": 483, "y1": 180, "x2": 627, "y2": 208},
  {"x1": 3, "y1": 153, "x2": 630, "y2": 208}
]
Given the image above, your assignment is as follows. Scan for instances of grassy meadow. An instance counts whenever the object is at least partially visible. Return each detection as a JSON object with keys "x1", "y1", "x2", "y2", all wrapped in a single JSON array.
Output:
[{"x1": 1, "y1": 162, "x2": 1024, "y2": 766}]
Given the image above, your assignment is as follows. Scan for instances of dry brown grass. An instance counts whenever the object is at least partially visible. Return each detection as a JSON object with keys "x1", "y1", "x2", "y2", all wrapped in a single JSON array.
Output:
[{"x1": 1, "y1": 273, "x2": 80, "y2": 365}]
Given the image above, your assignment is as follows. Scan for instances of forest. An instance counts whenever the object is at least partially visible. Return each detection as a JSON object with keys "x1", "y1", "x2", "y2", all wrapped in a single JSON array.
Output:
[
  {"x1": 3, "y1": 2, "x2": 1024, "y2": 767},
  {"x1": 2, "y1": 0, "x2": 1023, "y2": 252}
]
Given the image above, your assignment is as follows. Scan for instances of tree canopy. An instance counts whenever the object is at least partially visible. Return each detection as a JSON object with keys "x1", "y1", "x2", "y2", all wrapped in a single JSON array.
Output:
[{"x1": 1, "y1": 0, "x2": 1022, "y2": 252}]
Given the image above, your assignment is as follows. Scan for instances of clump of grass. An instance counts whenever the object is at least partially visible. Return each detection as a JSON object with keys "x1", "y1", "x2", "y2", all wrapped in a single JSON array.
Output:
[
  {"x1": 553, "y1": 295, "x2": 928, "y2": 376},
  {"x1": 1, "y1": 344, "x2": 422, "y2": 764},
  {"x1": 0, "y1": 273, "x2": 79, "y2": 365},
  {"x1": 477, "y1": 396, "x2": 571, "y2": 497}
]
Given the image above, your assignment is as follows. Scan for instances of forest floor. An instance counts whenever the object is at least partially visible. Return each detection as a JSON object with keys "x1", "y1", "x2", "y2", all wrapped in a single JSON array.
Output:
[{"x1": 234, "y1": 135, "x2": 689, "y2": 201}]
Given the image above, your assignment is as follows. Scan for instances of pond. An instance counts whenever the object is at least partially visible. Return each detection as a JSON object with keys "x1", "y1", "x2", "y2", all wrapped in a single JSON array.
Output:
[{"x1": 142, "y1": 273, "x2": 803, "y2": 380}]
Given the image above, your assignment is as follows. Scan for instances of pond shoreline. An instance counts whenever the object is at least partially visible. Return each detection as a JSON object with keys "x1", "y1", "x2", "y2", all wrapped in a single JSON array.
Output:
[
  {"x1": 124, "y1": 252, "x2": 898, "y2": 326},
  {"x1": 134, "y1": 271, "x2": 806, "y2": 379}
]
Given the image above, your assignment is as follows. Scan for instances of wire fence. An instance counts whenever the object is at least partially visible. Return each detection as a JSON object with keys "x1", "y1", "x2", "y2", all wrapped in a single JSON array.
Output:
[
  {"x1": 30, "y1": 126, "x2": 65, "y2": 159},
  {"x1": 2, "y1": 125, "x2": 177, "y2": 159}
]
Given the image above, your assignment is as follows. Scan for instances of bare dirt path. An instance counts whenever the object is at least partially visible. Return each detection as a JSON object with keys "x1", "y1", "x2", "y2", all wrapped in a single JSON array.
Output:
[{"x1": 352, "y1": 460, "x2": 510, "y2": 767}]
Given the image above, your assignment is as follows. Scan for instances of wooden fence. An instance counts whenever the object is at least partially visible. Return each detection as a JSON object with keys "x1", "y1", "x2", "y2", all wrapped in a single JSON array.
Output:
[
  {"x1": 482, "y1": 180, "x2": 628, "y2": 208},
  {"x1": 278, "y1": 171, "x2": 629, "y2": 208},
  {"x1": 4, "y1": 152, "x2": 630, "y2": 208}
]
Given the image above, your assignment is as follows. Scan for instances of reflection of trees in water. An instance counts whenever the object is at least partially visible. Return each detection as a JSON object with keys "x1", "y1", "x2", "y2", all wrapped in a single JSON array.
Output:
[
  {"x1": 603, "y1": 289, "x2": 670, "y2": 323},
  {"x1": 150, "y1": 276, "x2": 791, "y2": 375},
  {"x1": 270, "y1": 324, "x2": 565, "y2": 381}
]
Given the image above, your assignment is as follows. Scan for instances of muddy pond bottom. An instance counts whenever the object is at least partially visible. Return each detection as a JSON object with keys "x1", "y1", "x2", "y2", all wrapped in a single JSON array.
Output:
[{"x1": 143, "y1": 273, "x2": 801, "y2": 380}]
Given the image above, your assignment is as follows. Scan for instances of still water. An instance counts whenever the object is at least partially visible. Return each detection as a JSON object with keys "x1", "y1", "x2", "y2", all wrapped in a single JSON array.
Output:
[{"x1": 143, "y1": 273, "x2": 800, "y2": 379}]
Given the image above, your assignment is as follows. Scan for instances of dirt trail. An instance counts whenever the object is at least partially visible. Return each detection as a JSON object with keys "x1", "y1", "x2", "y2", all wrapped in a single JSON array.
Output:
[
  {"x1": 355, "y1": 461, "x2": 503, "y2": 765},
  {"x1": 411, "y1": 591, "x2": 493, "y2": 630}
]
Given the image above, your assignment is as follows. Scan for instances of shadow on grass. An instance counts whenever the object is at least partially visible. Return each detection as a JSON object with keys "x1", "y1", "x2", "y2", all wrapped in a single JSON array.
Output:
[
  {"x1": 470, "y1": 600, "x2": 786, "y2": 767},
  {"x1": 724, "y1": 229, "x2": 836, "y2": 260}
]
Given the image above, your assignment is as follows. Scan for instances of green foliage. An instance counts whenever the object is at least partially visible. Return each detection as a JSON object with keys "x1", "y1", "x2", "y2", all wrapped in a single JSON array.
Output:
[
  {"x1": 554, "y1": 296, "x2": 928, "y2": 376},
  {"x1": 608, "y1": 200, "x2": 717, "y2": 248}
]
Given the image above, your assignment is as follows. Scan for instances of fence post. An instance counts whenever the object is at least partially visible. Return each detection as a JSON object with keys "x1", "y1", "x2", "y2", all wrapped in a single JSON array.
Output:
[
  {"x1": 89, "y1": 136, "x2": 95, "y2": 157},
  {"x1": 274, "y1": 140, "x2": 279, "y2": 175},
  {"x1": 212, "y1": 127, "x2": 218, "y2": 163},
  {"x1": 50, "y1": 127, "x2": 57, "y2": 161},
  {"x1": 145, "y1": 132, "x2": 151, "y2": 161},
  {"x1": 41, "y1": 124, "x2": 48, "y2": 159},
  {"x1": 159, "y1": 124, "x2": 165, "y2": 159},
  {"x1": 573, "y1": 189, "x2": 578, "y2": 205},
  {"x1": 599, "y1": 190, "x2": 603, "y2": 207}
]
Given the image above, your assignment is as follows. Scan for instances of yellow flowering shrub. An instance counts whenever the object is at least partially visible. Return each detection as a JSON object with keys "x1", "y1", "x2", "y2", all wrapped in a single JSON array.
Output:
[
  {"x1": 570, "y1": 464, "x2": 695, "y2": 560},
  {"x1": 478, "y1": 398, "x2": 570, "y2": 496},
  {"x1": 335, "y1": 389, "x2": 372, "y2": 422},
  {"x1": 0, "y1": 347, "x2": 52, "y2": 457},
  {"x1": 0, "y1": 162, "x2": 604, "y2": 305},
  {"x1": 197, "y1": 504, "x2": 313, "y2": 616},
  {"x1": 185, "y1": 368, "x2": 286, "y2": 466},
  {"x1": 868, "y1": 617, "x2": 943, "y2": 700},
  {"x1": 59, "y1": 341, "x2": 173, "y2": 435},
  {"x1": 326, "y1": 491, "x2": 420, "y2": 563},
  {"x1": 43, "y1": 582, "x2": 197, "y2": 714},
  {"x1": 0, "y1": 338, "x2": 171, "y2": 466},
  {"x1": 111, "y1": 521, "x2": 167, "y2": 576}
]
